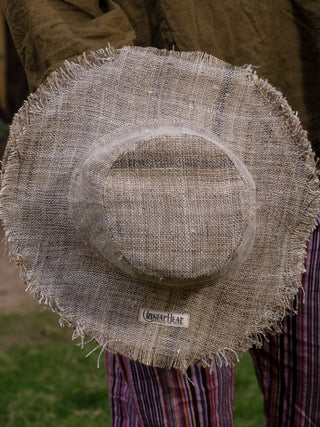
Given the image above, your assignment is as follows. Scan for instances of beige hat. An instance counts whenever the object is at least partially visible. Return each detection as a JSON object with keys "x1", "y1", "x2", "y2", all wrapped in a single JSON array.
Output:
[{"x1": 1, "y1": 46, "x2": 319, "y2": 371}]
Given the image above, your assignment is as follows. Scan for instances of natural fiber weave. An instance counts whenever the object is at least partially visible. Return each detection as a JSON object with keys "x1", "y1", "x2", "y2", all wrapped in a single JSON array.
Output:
[
  {"x1": 1, "y1": 46, "x2": 319, "y2": 370},
  {"x1": 69, "y1": 128, "x2": 255, "y2": 287}
]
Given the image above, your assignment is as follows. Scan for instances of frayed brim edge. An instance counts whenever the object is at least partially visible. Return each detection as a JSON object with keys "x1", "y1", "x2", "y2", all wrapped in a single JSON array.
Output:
[{"x1": 0, "y1": 45, "x2": 319, "y2": 373}]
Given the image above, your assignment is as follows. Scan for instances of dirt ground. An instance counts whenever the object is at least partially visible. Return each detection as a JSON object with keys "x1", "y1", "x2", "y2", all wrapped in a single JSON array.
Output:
[{"x1": 0, "y1": 226, "x2": 37, "y2": 313}]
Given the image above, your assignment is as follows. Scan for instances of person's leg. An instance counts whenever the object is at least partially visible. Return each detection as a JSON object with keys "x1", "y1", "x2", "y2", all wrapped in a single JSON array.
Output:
[
  {"x1": 250, "y1": 220, "x2": 320, "y2": 426},
  {"x1": 105, "y1": 351, "x2": 236, "y2": 426},
  {"x1": 105, "y1": 351, "x2": 141, "y2": 427}
]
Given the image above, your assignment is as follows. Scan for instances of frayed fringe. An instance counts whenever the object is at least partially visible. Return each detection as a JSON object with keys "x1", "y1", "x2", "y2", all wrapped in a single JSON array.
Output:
[
  {"x1": 243, "y1": 62, "x2": 320, "y2": 346},
  {"x1": 245, "y1": 63, "x2": 319, "y2": 182},
  {"x1": 204, "y1": 348, "x2": 239, "y2": 371},
  {"x1": 1, "y1": 45, "x2": 320, "y2": 373}
]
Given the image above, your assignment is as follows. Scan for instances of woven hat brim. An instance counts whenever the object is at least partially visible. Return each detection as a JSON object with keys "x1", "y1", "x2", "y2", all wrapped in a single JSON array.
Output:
[{"x1": 1, "y1": 46, "x2": 319, "y2": 370}]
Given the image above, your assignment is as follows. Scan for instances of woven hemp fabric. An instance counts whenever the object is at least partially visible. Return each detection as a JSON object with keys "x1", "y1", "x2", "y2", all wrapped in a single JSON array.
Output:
[{"x1": 1, "y1": 46, "x2": 319, "y2": 370}]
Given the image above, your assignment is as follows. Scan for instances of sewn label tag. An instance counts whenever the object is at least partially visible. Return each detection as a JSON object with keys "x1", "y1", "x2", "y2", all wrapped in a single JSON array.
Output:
[{"x1": 139, "y1": 309, "x2": 189, "y2": 328}]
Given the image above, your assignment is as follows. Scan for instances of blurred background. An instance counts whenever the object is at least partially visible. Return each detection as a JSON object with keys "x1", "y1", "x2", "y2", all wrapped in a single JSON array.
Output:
[
  {"x1": 0, "y1": 11, "x2": 31, "y2": 311},
  {"x1": 0, "y1": 10, "x2": 264, "y2": 426},
  {"x1": 0, "y1": 10, "x2": 28, "y2": 159}
]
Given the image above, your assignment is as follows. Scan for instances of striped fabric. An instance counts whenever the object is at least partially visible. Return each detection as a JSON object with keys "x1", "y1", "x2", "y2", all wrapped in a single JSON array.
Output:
[
  {"x1": 105, "y1": 219, "x2": 320, "y2": 426},
  {"x1": 250, "y1": 217, "x2": 320, "y2": 427},
  {"x1": 105, "y1": 353, "x2": 235, "y2": 426}
]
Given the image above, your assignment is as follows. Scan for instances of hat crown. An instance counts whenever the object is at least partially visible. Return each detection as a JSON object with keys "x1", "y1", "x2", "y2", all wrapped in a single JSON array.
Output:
[{"x1": 69, "y1": 127, "x2": 256, "y2": 287}]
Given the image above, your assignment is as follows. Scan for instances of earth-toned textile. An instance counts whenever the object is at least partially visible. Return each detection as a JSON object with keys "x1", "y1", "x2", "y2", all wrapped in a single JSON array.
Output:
[{"x1": 1, "y1": 46, "x2": 319, "y2": 369}]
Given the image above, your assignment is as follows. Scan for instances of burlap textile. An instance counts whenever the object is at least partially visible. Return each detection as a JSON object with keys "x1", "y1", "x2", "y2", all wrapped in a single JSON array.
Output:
[{"x1": 1, "y1": 46, "x2": 319, "y2": 370}]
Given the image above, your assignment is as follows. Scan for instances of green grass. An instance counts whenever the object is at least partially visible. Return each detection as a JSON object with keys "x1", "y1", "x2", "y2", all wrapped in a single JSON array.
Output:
[
  {"x1": 0, "y1": 310, "x2": 264, "y2": 426},
  {"x1": 0, "y1": 310, "x2": 111, "y2": 427},
  {"x1": 234, "y1": 353, "x2": 265, "y2": 426}
]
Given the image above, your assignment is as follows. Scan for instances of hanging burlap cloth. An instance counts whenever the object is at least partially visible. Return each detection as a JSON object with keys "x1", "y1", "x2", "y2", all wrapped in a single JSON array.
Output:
[{"x1": 1, "y1": 46, "x2": 319, "y2": 370}]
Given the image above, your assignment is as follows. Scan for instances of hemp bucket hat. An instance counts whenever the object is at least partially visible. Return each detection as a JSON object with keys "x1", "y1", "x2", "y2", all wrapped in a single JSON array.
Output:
[{"x1": 1, "y1": 46, "x2": 319, "y2": 370}]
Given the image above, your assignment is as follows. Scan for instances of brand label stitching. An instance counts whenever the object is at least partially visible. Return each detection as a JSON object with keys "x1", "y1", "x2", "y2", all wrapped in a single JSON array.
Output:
[{"x1": 139, "y1": 309, "x2": 189, "y2": 328}]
